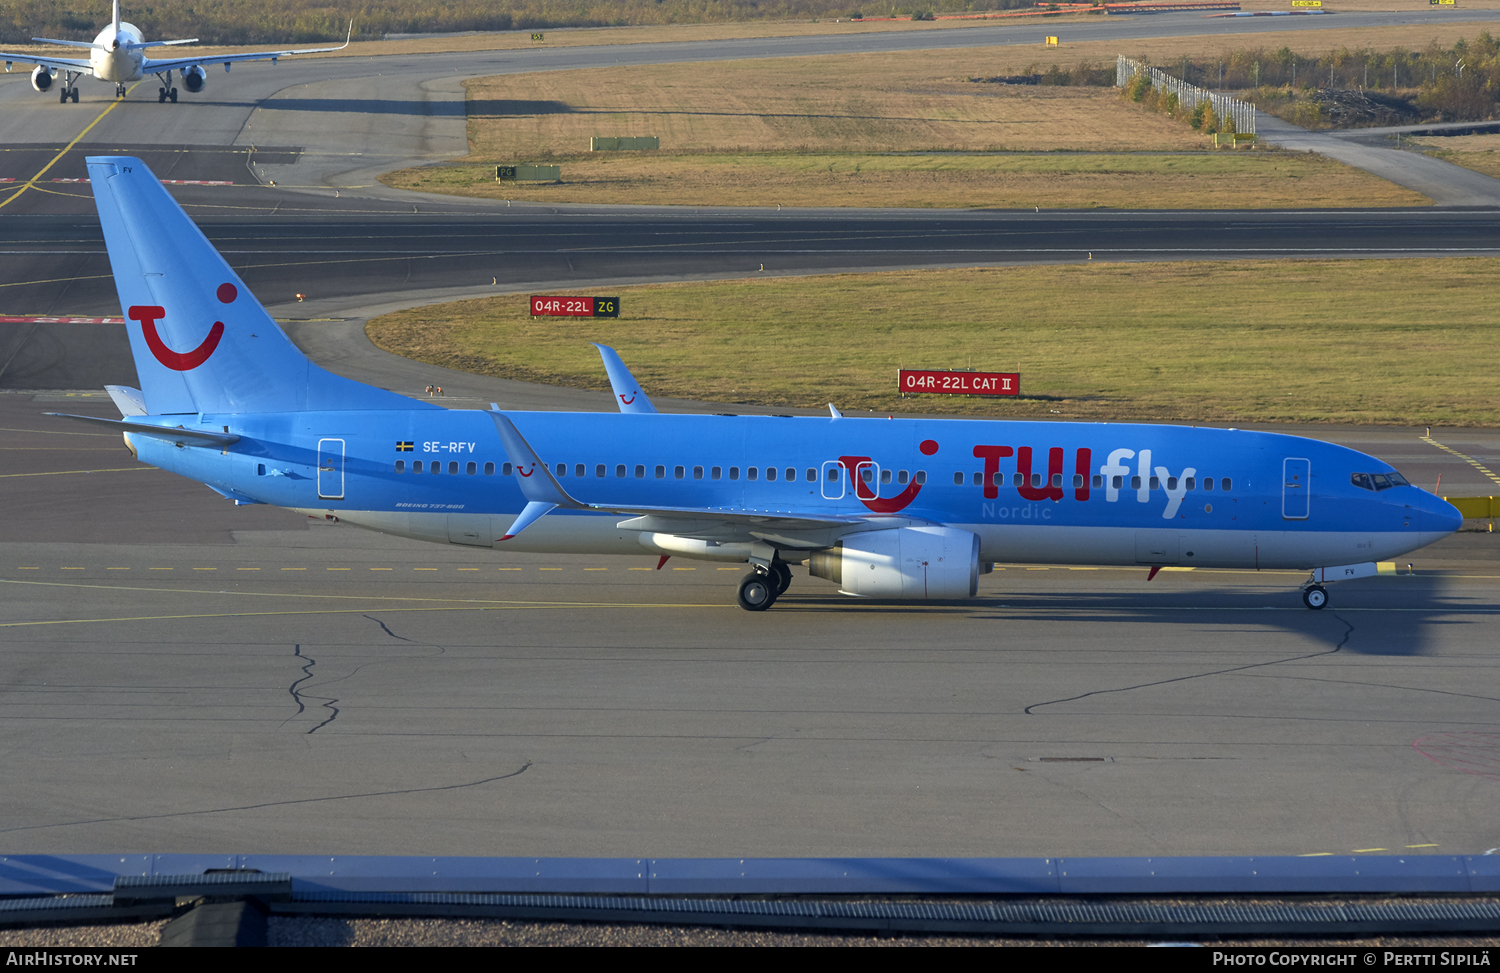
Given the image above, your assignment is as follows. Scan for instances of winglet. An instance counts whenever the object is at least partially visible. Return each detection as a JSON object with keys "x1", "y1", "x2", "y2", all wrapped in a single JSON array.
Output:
[
  {"x1": 593, "y1": 344, "x2": 658, "y2": 414},
  {"x1": 499, "y1": 501, "x2": 558, "y2": 542},
  {"x1": 828, "y1": 403, "x2": 844, "y2": 420},
  {"x1": 487, "y1": 411, "x2": 585, "y2": 509}
]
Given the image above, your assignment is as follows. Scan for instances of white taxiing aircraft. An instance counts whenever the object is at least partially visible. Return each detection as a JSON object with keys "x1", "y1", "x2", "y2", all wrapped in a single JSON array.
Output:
[{"x1": 1, "y1": 0, "x2": 349, "y2": 103}]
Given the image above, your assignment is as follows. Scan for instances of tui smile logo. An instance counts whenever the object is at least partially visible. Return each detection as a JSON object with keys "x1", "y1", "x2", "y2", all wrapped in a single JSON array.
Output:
[
  {"x1": 128, "y1": 282, "x2": 237, "y2": 371},
  {"x1": 837, "y1": 439, "x2": 938, "y2": 514}
]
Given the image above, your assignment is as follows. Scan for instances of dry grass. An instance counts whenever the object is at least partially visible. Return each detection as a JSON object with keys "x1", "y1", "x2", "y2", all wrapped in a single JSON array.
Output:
[
  {"x1": 366, "y1": 258, "x2": 1500, "y2": 427},
  {"x1": 1414, "y1": 133, "x2": 1500, "y2": 180},
  {"x1": 389, "y1": 149, "x2": 1425, "y2": 208},
  {"x1": 379, "y1": 50, "x2": 1428, "y2": 208}
]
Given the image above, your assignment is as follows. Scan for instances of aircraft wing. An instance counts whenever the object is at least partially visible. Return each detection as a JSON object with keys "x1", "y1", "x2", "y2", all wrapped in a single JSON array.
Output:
[
  {"x1": 140, "y1": 21, "x2": 350, "y2": 73},
  {"x1": 1, "y1": 51, "x2": 91, "y2": 71},
  {"x1": 488, "y1": 410, "x2": 904, "y2": 542}
]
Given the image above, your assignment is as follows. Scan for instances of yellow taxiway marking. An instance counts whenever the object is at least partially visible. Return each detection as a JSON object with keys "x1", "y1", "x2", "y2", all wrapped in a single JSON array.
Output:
[
  {"x1": 1352, "y1": 848, "x2": 1388, "y2": 853},
  {"x1": 497, "y1": 568, "x2": 520, "y2": 571},
  {"x1": 0, "y1": 82, "x2": 142, "y2": 212},
  {"x1": 456, "y1": 568, "x2": 478, "y2": 571},
  {"x1": 628, "y1": 567, "x2": 652, "y2": 571},
  {"x1": 584, "y1": 568, "x2": 608, "y2": 571},
  {"x1": 370, "y1": 567, "x2": 392, "y2": 571},
  {"x1": 326, "y1": 567, "x2": 349, "y2": 571},
  {"x1": 0, "y1": 467, "x2": 151, "y2": 478},
  {"x1": 193, "y1": 567, "x2": 216, "y2": 571},
  {"x1": 539, "y1": 567, "x2": 563, "y2": 571},
  {"x1": 60, "y1": 567, "x2": 84, "y2": 571},
  {"x1": 672, "y1": 567, "x2": 696, "y2": 571},
  {"x1": 17, "y1": 567, "x2": 38, "y2": 571},
  {"x1": 107, "y1": 567, "x2": 128, "y2": 571},
  {"x1": 717, "y1": 567, "x2": 740, "y2": 571},
  {"x1": 1298, "y1": 853, "x2": 1335, "y2": 857},
  {"x1": 1406, "y1": 844, "x2": 1440, "y2": 848},
  {"x1": 148, "y1": 567, "x2": 172, "y2": 571},
  {"x1": 414, "y1": 568, "x2": 437, "y2": 571},
  {"x1": 280, "y1": 567, "x2": 306, "y2": 571},
  {"x1": 237, "y1": 567, "x2": 260, "y2": 571},
  {"x1": 1422, "y1": 434, "x2": 1500, "y2": 488}
]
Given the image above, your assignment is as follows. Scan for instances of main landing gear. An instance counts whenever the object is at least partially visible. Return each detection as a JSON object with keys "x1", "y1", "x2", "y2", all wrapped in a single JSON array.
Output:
[
  {"x1": 154, "y1": 70, "x2": 177, "y2": 103},
  {"x1": 56, "y1": 70, "x2": 80, "y2": 103},
  {"x1": 737, "y1": 560, "x2": 792, "y2": 612},
  {"x1": 1301, "y1": 583, "x2": 1329, "y2": 610},
  {"x1": 115, "y1": 82, "x2": 127, "y2": 98}
]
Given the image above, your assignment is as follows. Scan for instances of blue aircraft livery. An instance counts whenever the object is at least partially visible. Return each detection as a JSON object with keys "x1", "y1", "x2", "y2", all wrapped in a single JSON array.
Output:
[{"x1": 60, "y1": 157, "x2": 1461, "y2": 611}]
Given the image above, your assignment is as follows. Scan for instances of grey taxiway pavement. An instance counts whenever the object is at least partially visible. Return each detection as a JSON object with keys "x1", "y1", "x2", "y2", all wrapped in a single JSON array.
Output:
[{"x1": 2, "y1": 14, "x2": 1499, "y2": 860}]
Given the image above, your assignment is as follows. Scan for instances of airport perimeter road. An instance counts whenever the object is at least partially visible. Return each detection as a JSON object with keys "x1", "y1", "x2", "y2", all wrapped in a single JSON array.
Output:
[{"x1": 2, "y1": 395, "x2": 1498, "y2": 858}]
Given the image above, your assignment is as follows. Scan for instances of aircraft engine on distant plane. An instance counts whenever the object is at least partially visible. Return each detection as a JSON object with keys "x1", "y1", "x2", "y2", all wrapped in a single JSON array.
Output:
[
  {"x1": 181, "y1": 65, "x2": 206, "y2": 92},
  {"x1": 31, "y1": 65, "x2": 53, "y2": 91},
  {"x1": 809, "y1": 526, "x2": 981, "y2": 600}
]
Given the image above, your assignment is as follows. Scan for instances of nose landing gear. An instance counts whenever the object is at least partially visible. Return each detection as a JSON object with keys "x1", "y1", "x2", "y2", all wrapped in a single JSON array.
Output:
[{"x1": 1301, "y1": 583, "x2": 1329, "y2": 610}]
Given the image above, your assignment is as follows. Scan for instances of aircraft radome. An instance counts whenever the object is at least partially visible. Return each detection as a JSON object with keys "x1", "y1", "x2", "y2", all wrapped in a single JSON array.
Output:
[
  {"x1": 51, "y1": 156, "x2": 1463, "y2": 611},
  {"x1": 1, "y1": 1, "x2": 348, "y2": 103}
]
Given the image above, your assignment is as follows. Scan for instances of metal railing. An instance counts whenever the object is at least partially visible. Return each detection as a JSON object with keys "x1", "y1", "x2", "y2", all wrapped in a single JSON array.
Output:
[{"x1": 1117, "y1": 55, "x2": 1256, "y2": 136}]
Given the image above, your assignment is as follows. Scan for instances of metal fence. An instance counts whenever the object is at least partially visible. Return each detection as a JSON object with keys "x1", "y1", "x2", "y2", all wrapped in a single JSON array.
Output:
[{"x1": 1117, "y1": 55, "x2": 1256, "y2": 136}]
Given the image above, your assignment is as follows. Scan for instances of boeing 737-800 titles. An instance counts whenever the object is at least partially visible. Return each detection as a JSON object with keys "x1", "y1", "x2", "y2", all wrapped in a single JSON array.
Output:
[
  {"x1": 1, "y1": 1, "x2": 348, "y2": 102},
  {"x1": 54, "y1": 157, "x2": 1462, "y2": 611}
]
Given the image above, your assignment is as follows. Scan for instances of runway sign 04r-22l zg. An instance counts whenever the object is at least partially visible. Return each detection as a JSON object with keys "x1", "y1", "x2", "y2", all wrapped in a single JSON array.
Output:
[{"x1": 530, "y1": 296, "x2": 620, "y2": 318}]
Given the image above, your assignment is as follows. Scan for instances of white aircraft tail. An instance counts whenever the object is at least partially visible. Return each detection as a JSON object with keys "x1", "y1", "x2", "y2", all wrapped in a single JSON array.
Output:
[{"x1": 87, "y1": 157, "x2": 434, "y2": 416}]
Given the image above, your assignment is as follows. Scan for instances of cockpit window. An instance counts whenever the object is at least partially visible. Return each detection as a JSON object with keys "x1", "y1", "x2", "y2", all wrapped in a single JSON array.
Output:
[{"x1": 1352, "y1": 471, "x2": 1410, "y2": 491}]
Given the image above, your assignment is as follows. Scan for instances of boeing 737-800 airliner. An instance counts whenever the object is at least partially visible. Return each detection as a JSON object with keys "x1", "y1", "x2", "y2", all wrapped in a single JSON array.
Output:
[
  {"x1": 1, "y1": 1, "x2": 348, "y2": 103},
  {"x1": 54, "y1": 157, "x2": 1462, "y2": 611}
]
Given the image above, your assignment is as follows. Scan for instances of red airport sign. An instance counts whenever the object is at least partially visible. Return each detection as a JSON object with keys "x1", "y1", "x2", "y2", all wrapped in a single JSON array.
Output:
[
  {"x1": 899, "y1": 369, "x2": 1019, "y2": 396},
  {"x1": 530, "y1": 295, "x2": 619, "y2": 318}
]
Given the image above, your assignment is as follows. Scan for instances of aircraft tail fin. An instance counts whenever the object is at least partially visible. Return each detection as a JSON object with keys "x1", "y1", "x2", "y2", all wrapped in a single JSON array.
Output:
[
  {"x1": 593, "y1": 343, "x2": 657, "y2": 414},
  {"x1": 87, "y1": 157, "x2": 433, "y2": 415}
]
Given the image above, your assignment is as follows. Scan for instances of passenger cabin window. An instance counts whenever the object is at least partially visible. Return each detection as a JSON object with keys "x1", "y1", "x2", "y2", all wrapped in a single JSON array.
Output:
[
  {"x1": 915, "y1": 471, "x2": 927, "y2": 484},
  {"x1": 1149, "y1": 476, "x2": 1159, "y2": 490},
  {"x1": 694, "y1": 466, "x2": 704, "y2": 480},
  {"x1": 596, "y1": 464, "x2": 606, "y2": 478},
  {"x1": 1092, "y1": 474, "x2": 1103, "y2": 489},
  {"x1": 555, "y1": 463, "x2": 566, "y2": 477},
  {"x1": 1130, "y1": 476, "x2": 1141, "y2": 489},
  {"x1": 395, "y1": 460, "x2": 405, "y2": 473},
  {"x1": 786, "y1": 468, "x2": 797, "y2": 482},
  {"x1": 1184, "y1": 476, "x2": 1195, "y2": 490},
  {"x1": 953, "y1": 472, "x2": 964, "y2": 486},
  {"x1": 806, "y1": 469, "x2": 816, "y2": 482},
  {"x1": 898, "y1": 470, "x2": 909, "y2": 485},
  {"x1": 414, "y1": 461, "x2": 424, "y2": 473},
  {"x1": 1073, "y1": 474, "x2": 1084, "y2": 489},
  {"x1": 467, "y1": 462, "x2": 477, "y2": 475},
  {"x1": 1222, "y1": 478, "x2": 1233, "y2": 492},
  {"x1": 1052, "y1": 473, "x2": 1063, "y2": 488},
  {"x1": 448, "y1": 461, "x2": 458, "y2": 475},
  {"x1": 635, "y1": 465, "x2": 645, "y2": 479},
  {"x1": 485, "y1": 462, "x2": 495, "y2": 475},
  {"x1": 765, "y1": 467, "x2": 776, "y2": 482},
  {"x1": 747, "y1": 468, "x2": 758, "y2": 481},
  {"x1": 675, "y1": 466, "x2": 685, "y2": 479},
  {"x1": 826, "y1": 468, "x2": 838, "y2": 482},
  {"x1": 576, "y1": 464, "x2": 585, "y2": 478},
  {"x1": 712, "y1": 467, "x2": 722, "y2": 480},
  {"x1": 729, "y1": 467, "x2": 740, "y2": 481},
  {"x1": 1204, "y1": 478, "x2": 1214, "y2": 491},
  {"x1": 502, "y1": 462, "x2": 513, "y2": 476},
  {"x1": 655, "y1": 465, "x2": 665, "y2": 479}
]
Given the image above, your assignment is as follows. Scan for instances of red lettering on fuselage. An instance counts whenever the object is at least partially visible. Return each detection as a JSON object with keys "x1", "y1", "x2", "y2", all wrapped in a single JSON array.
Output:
[
  {"x1": 972, "y1": 445, "x2": 1014, "y2": 500},
  {"x1": 838, "y1": 455, "x2": 922, "y2": 514}
]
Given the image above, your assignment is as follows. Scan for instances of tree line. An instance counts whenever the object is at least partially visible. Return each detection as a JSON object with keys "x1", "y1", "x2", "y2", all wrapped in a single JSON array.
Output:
[{"x1": 0, "y1": 1, "x2": 1033, "y2": 45}]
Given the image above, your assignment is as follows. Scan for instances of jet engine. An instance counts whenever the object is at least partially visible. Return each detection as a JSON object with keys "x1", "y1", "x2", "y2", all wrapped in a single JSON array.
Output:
[
  {"x1": 31, "y1": 65, "x2": 53, "y2": 91},
  {"x1": 809, "y1": 526, "x2": 980, "y2": 599},
  {"x1": 181, "y1": 65, "x2": 206, "y2": 92}
]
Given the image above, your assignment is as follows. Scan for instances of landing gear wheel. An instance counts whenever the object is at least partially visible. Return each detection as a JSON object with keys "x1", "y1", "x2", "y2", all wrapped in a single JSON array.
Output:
[
  {"x1": 771, "y1": 561, "x2": 792, "y2": 596},
  {"x1": 158, "y1": 87, "x2": 166, "y2": 103},
  {"x1": 70, "y1": 87, "x2": 78, "y2": 103},
  {"x1": 169, "y1": 87, "x2": 177, "y2": 103},
  {"x1": 60, "y1": 88, "x2": 69, "y2": 104},
  {"x1": 737, "y1": 571, "x2": 775, "y2": 611},
  {"x1": 1302, "y1": 585, "x2": 1328, "y2": 610}
]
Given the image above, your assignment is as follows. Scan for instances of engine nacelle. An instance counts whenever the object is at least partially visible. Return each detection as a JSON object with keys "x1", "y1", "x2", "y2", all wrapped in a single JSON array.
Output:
[
  {"x1": 182, "y1": 65, "x2": 206, "y2": 92},
  {"x1": 31, "y1": 65, "x2": 53, "y2": 92},
  {"x1": 809, "y1": 526, "x2": 980, "y2": 600}
]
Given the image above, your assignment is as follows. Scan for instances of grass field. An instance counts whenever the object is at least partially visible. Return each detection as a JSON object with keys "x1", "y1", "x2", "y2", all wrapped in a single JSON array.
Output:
[
  {"x1": 379, "y1": 48, "x2": 1432, "y2": 209},
  {"x1": 366, "y1": 258, "x2": 1500, "y2": 427},
  {"x1": 1415, "y1": 133, "x2": 1500, "y2": 180}
]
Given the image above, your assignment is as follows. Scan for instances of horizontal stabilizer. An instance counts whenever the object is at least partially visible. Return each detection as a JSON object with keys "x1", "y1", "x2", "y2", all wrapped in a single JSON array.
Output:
[{"x1": 45, "y1": 412, "x2": 239, "y2": 447}]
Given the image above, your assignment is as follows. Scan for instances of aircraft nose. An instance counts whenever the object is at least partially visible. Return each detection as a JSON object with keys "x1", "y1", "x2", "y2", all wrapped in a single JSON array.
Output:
[{"x1": 1424, "y1": 492, "x2": 1464, "y2": 535}]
